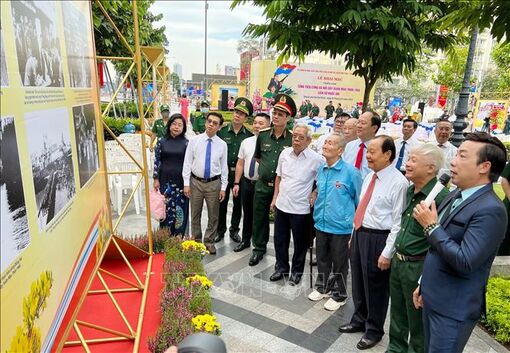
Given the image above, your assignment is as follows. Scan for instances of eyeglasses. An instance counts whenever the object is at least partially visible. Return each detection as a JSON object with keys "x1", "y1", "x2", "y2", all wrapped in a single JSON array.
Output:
[{"x1": 292, "y1": 135, "x2": 307, "y2": 141}]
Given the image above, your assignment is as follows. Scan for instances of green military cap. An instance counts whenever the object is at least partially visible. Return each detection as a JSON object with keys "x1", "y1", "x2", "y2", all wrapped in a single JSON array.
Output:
[
  {"x1": 200, "y1": 100, "x2": 210, "y2": 107},
  {"x1": 273, "y1": 94, "x2": 297, "y2": 117},
  {"x1": 234, "y1": 97, "x2": 253, "y2": 116},
  {"x1": 160, "y1": 104, "x2": 170, "y2": 112}
]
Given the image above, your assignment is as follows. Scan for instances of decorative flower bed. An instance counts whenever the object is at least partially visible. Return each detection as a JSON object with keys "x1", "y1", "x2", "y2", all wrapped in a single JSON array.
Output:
[
  {"x1": 481, "y1": 276, "x2": 510, "y2": 347},
  {"x1": 148, "y1": 237, "x2": 218, "y2": 353}
]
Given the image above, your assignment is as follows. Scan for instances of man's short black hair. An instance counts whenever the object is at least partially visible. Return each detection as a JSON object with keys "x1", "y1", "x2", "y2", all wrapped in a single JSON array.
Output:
[
  {"x1": 465, "y1": 132, "x2": 507, "y2": 182},
  {"x1": 374, "y1": 135, "x2": 396, "y2": 162},
  {"x1": 402, "y1": 118, "x2": 418, "y2": 129},
  {"x1": 255, "y1": 112, "x2": 271, "y2": 121},
  {"x1": 207, "y1": 111, "x2": 224, "y2": 126},
  {"x1": 370, "y1": 112, "x2": 382, "y2": 134},
  {"x1": 336, "y1": 112, "x2": 351, "y2": 120}
]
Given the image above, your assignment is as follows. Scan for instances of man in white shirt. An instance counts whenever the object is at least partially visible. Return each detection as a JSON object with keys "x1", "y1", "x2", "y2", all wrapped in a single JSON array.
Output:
[
  {"x1": 343, "y1": 111, "x2": 381, "y2": 180},
  {"x1": 183, "y1": 112, "x2": 228, "y2": 255},
  {"x1": 313, "y1": 112, "x2": 351, "y2": 152},
  {"x1": 339, "y1": 135, "x2": 408, "y2": 350},
  {"x1": 231, "y1": 113, "x2": 271, "y2": 252},
  {"x1": 269, "y1": 124, "x2": 323, "y2": 285},
  {"x1": 433, "y1": 118, "x2": 458, "y2": 177},
  {"x1": 393, "y1": 118, "x2": 421, "y2": 173}
]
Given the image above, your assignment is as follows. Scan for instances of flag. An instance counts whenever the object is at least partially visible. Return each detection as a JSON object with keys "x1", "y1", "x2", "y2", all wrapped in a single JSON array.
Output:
[{"x1": 274, "y1": 64, "x2": 296, "y2": 75}]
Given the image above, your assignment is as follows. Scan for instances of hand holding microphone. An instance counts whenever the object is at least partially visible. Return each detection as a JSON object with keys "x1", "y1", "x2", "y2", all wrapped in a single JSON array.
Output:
[
  {"x1": 423, "y1": 173, "x2": 451, "y2": 207},
  {"x1": 413, "y1": 173, "x2": 450, "y2": 228}
]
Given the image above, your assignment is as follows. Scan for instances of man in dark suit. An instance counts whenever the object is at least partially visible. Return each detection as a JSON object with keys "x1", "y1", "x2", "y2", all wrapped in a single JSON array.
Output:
[{"x1": 413, "y1": 132, "x2": 507, "y2": 353}]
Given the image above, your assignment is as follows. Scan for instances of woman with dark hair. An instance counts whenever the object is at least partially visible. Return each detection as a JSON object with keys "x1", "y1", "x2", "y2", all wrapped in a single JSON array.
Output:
[{"x1": 153, "y1": 114, "x2": 189, "y2": 235}]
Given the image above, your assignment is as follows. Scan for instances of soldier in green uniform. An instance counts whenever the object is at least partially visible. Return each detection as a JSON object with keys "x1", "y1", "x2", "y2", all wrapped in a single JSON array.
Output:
[
  {"x1": 387, "y1": 144, "x2": 448, "y2": 353},
  {"x1": 191, "y1": 100, "x2": 210, "y2": 134},
  {"x1": 306, "y1": 99, "x2": 312, "y2": 115},
  {"x1": 325, "y1": 100, "x2": 335, "y2": 119},
  {"x1": 150, "y1": 104, "x2": 171, "y2": 151},
  {"x1": 299, "y1": 100, "x2": 309, "y2": 118},
  {"x1": 216, "y1": 98, "x2": 254, "y2": 243},
  {"x1": 311, "y1": 103, "x2": 320, "y2": 117},
  {"x1": 249, "y1": 93, "x2": 296, "y2": 266},
  {"x1": 335, "y1": 103, "x2": 344, "y2": 118}
]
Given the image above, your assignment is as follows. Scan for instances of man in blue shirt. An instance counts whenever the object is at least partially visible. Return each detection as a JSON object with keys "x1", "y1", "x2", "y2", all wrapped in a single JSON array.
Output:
[{"x1": 309, "y1": 133, "x2": 362, "y2": 311}]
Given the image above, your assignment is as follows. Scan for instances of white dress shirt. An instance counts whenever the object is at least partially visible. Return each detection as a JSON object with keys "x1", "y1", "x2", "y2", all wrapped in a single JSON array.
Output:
[
  {"x1": 237, "y1": 135, "x2": 259, "y2": 181},
  {"x1": 275, "y1": 147, "x2": 323, "y2": 214},
  {"x1": 437, "y1": 141, "x2": 457, "y2": 177},
  {"x1": 392, "y1": 135, "x2": 422, "y2": 171},
  {"x1": 182, "y1": 133, "x2": 229, "y2": 190},
  {"x1": 343, "y1": 138, "x2": 372, "y2": 180},
  {"x1": 359, "y1": 164, "x2": 409, "y2": 258}
]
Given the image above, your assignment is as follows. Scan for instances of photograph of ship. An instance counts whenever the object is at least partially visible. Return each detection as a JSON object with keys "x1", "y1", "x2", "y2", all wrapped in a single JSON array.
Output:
[
  {"x1": 25, "y1": 107, "x2": 76, "y2": 230},
  {"x1": 11, "y1": 0, "x2": 63, "y2": 87},
  {"x1": 62, "y1": 1, "x2": 92, "y2": 88},
  {"x1": 73, "y1": 103, "x2": 99, "y2": 187},
  {"x1": 1, "y1": 117, "x2": 30, "y2": 273}
]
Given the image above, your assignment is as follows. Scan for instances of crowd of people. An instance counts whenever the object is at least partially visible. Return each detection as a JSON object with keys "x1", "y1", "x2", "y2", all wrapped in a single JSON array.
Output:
[{"x1": 149, "y1": 93, "x2": 508, "y2": 353}]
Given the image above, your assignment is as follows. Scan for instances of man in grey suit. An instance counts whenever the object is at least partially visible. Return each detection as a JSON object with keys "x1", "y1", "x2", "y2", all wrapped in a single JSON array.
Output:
[{"x1": 413, "y1": 132, "x2": 507, "y2": 353}]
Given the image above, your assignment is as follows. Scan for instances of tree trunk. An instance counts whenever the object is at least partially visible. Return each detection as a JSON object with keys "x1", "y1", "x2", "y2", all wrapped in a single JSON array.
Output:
[{"x1": 362, "y1": 79, "x2": 375, "y2": 112}]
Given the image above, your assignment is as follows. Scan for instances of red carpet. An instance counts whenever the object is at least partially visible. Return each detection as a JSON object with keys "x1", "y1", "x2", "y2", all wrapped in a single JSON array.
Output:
[{"x1": 62, "y1": 253, "x2": 165, "y2": 353}]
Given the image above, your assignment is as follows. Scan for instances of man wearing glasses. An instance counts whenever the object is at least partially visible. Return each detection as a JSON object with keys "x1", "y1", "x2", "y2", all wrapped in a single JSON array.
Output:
[{"x1": 183, "y1": 112, "x2": 228, "y2": 255}]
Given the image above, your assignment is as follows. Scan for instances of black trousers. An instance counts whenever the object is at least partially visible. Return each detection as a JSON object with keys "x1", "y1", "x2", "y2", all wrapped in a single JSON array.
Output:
[
  {"x1": 350, "y1": 227, "x2": 391, "y2": 341},
  {"x1": 218, "y1": 173, "x2": 242, "y2": 236},
  {"x1": 273, "y1": 208, "x2": 310, "y2": 276},
  {"x1": 315, "y1": 230, "x2": 350, "y2": 301},
  {"x1": 241, "y1": 177, "x2": 255, "y2": 243}
]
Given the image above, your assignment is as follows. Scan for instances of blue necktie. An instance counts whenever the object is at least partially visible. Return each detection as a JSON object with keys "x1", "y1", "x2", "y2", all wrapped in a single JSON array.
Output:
[
  {"x1": 204, "y1": 138, "x2": 212, "y2": 179},
  {"x1": 248, "y1": 155, "x2": 256, "y2": 178},
  {"x1": 395, "y1": 141, "x2": 406, "y2": 170}
]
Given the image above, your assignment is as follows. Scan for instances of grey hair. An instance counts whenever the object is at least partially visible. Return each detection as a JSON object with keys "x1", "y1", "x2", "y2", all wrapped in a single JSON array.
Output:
[
  {"x1": 328, "y1": 132, "x2": 347, "y2": 149},
  {"x1": 293, "y1": 123, "x2": 313, "y2": 138},
  {"x1": 409, "y1": 143, "x2": 445, "y2": 173}
]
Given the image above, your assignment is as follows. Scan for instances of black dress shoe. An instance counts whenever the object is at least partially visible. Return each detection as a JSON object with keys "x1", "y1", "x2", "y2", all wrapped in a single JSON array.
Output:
[
  {"x1": 248, "y1": 253, "x2": 263, "y2": 266},
  {"x1": 356, "y1": 337, "x2": 381, "y2": 350},
  {"x1": 288, "y1": 273, "x2": 302, "y2": 286},
  {"x1": 269, "y1": 271, "x2": 288, "y2": 281},
  {"x1": 338, "y1": 323, "x2": 364, "y2": 333},
  {"x1": 229, "y1": 231, "x2": 241, "y2": 243},
  {"x1": 214, "y1": 234, "x2": 224, "y2": 243},
  {"x1": 233, "y1": 241, "x2": 250, "y2": 252}
]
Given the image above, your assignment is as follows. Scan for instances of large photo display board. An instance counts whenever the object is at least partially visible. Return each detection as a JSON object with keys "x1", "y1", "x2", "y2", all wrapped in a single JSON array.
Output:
[{"x1": 0, "y1": 1, "x2": 111, "y2": 352}]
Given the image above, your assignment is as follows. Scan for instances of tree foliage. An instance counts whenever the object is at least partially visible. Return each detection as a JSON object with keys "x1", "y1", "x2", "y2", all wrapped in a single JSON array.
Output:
[
  {"x1": 231, "y1": 0, "x2": 460, "y2": 109},
  {"x1": 433, "y1": 45, "x2": 469, "y2": 93},
  {"x1": 170, "y1": 72, "x2": 181, "y2": 93},
  {"x1": 92, "y1": 0, "x2": 168, "y2": 75},
  {"x1": 488, "y1": 43, "x2": 510, "y2": 93},
  {"x1": 440, "y1": 0, "x2": 510, "y2": 44}
]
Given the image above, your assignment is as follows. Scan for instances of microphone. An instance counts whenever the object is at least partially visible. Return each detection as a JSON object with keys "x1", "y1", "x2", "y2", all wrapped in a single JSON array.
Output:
[{"x1": 423, "y1": 173, "x2": 451, "y2": 207}]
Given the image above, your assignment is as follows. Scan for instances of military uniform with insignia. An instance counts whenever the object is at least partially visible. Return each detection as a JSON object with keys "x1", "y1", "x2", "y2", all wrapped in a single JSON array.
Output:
[
  {"x1": 216, "y1": 98, "x2": 254, "y2": 242},
  {"x1": 249, "y1": 94, "x2": 296, "y2": 266},
  {"x1": 191, "y1": 100, "x2": 210, "y2": 134}
]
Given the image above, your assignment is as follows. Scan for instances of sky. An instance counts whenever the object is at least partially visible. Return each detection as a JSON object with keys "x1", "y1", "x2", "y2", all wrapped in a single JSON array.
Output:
[{"x1": 150, "y1": 1, "x2": 266, "y2": 80}]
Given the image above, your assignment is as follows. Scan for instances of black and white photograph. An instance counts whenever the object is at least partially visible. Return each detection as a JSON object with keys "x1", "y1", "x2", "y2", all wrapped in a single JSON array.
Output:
[
  {"x1": 1, "y1": 117, "x2": 30, "y2": 273},
  {"x1": 73, "y1": 103, "x2": 99, "y2": 187},
  {"x1": 11, "y1": 0, "x2": 63, "y2": 87},
  {"x1": 62, "y1": 1, "x2": 92, "y2": 88},
  {"x1": 1, "y1": 24, "x2": 8, "y2": 87},
  {"x1": 25, "y1": 107, "x2": 76, "y2": 230}
]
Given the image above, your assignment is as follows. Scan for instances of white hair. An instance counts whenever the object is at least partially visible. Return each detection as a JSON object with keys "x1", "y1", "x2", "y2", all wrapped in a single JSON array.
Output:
[
  {"x1": 293, "y1": 123, "x2": 313, "y2": 138},
  {"x1": 409, "y1": 143, "x2": 445, "y2": 173}
]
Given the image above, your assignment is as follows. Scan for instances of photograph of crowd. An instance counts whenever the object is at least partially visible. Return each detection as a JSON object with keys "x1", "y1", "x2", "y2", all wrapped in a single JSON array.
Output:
[
  {"x1": 25, "y1": 107, "x2": 75, "y2": 230},
  {"x1": 62, "y1": 2, "x2": 92, "y2": 88},
  {"x1": 1, "y1": 117, "x2": 30, "y2": 273},
  {"x1": 1, "y1": 25, "x2": 8, "y2": 87},
  {"x1": 73, "y1": 103, "x2": 99, "y2": 187},
  {"x1": 11, "y1": 0, "x2": 63, "y2": 87}
]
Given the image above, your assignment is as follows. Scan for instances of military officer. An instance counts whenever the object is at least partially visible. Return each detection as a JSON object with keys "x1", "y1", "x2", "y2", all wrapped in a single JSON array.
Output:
[
  {"x1": 299, "y1": 100, "x2": 309, "y2": 118},
  {"x1": 191, "y1": 100, "x2": 210, "y2": 134},
  {"x1": 325, "y1": 101, "x2": 335, "y2": 119},
  {"x1": 216, "y1": 98, "x2": 254, "y2": 243},
  {"x1": 249, "y1": 93, "x2": 295, "y2": 266}
]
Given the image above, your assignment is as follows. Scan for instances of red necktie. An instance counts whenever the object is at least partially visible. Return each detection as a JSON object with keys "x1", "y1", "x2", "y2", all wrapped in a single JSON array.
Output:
[
  {"x1": 353, "y1": 173, "x2": 377, "y2": 230},
  {"x1": 355, "y1": 143, "x2": 365, "y2": 170}
]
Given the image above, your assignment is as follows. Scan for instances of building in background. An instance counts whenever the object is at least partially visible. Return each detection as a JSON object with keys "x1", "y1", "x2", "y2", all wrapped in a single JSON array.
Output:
[
  {"x1": 224, "y1": 65, "x2": 238, "y2": 76},
  {"x1": 240, "y1": 50, "x2": 260, "y2": 81},
  {"x1": 173, "y1": 63, "x2": 183, "y2": 79}
]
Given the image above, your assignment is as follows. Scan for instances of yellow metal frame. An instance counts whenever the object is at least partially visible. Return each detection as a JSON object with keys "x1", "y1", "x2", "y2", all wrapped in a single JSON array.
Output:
[{"x1": 60, "y1": 1, "x2": 162, "y2": 352}]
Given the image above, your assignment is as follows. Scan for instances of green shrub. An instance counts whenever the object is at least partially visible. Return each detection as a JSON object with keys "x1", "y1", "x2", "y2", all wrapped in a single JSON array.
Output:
[
  {"x1": 481, "y1": 276, "x2": 510, "y2": 345},
  {"x1": 103, "y1": 116, "x2": 141, "y2": 139}
]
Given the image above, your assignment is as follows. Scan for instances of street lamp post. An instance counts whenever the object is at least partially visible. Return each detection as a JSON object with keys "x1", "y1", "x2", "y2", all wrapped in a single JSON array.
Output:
[
  {"x1": 452, "y1": 26, "x2": 479, "y2": 147},
  {"x1": 204, "y1": 0, "x2": 208, "y2": 100}
]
